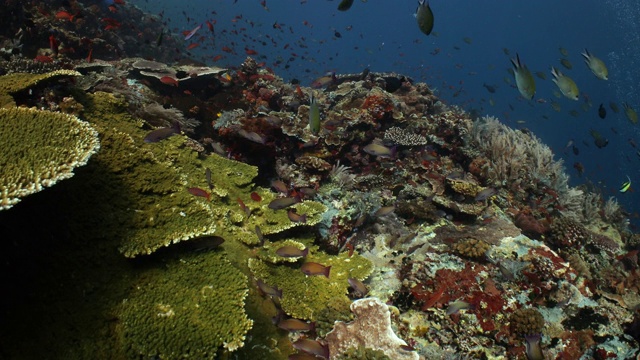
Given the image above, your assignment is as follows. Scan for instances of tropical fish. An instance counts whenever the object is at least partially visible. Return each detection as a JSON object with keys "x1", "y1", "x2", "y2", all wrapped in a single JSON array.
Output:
[
  {"x1": 551, "y1": 67, "x2": 579, "y2": 100},
  {"x1": 187, "y1": 187, "x2": 210, "y2": 201},
  {"x1": 534, "y1": 71, "x2": 547, "y2": 80},
  {"x1": 559, "y1": 47, "x2": 569, "y2": 57},
  {"x1": 581, "y1": 49, "x2": 608, "y2": 80},
  {"x1": 620, "y1": 175, "x2": 632, "y2": 193},
  {"x1": 510, "y1": 54, "x2": 535, "y2": 100},
  {"x1": 598, "y1": 103, "x2": 606, "y2": 119},
  {"x1": 277, "y1": 318, "x2": 315, "y2": 332},
  {"x1": 338, "y1": 0, "x2": 354, "y2": 11},
  {"x1": 623, "y1": 103, "x2": 638, "y2": 124},
  {"x1": 205, "y1": 168, "x2": 213, "y2": 190},
  {"x1": 347, "y1": 278, "x2": 369, "y2": 298},
  {"x1": 144, "y1": 123, "x2": 180, "y2": 143},
  {"x1": 287, "y1": 209, "x2": 307, "y2": 223},
  {"x1": 256, "y1": 279, "x2": 282, "y2": 298},
  {"x1": 363, "y1": 142, "x2": 396, "y2": 158},
  {"x1": 292, "y1": 339, "x2": 330, "y2": 359},
  {"x1": 589, "y1": 129, "x2": 608, "y2": 148},
  {"x1": 275, "y1": 245, "x2": 308, "y2": 258},
  {"x1": 268, "y1": 195, "x2": 301, "y2": 210},
  {"x1": 463, "y1": 37, "x2": 472, "y2": 44},
  {"x1": 374, "y1": 205, "x2": 395, "y2": 218},
  {"x1": 482, "y1": 83, "x2": 497, "y2": 93},
  {"x1": 610, "y1": 101, "x2": 620, "y2": 113},
  {"x1": 182, "y1": 235, "x2": 225, "y2": 252},
  {"x1": 573, "y1": 162, "x2": 584, "y2": 176},
  {"x1": 250, "y1": 192, "x2": 262, "y2": 202},
  {"x1": 415, "y1": 0, "x2": 434, "y2": 36},
  {"x1": 525, "y1": 334, "x2": 544, "y2": 360},
  {"x1": 308, "y1": 92, "x2": 320, "y2": 135},
  {"x1": 159, "y1": 76, "x2": 179, "y2": 87},
  {"x1": 445, "y1": 300, "x2": 473, "y2": 315},
  {"x1": 310, "y1": 72, "x2": 335, "y2": 88},
  {"x1": 559, "y1": 58, "x2": 573, "y2": 70},
  {"x1": 300, "y1": 262, "x2": 331, "y2": 277},
  {"x1": 184, "y1": 24, "x2": 202, "y2": 41}
]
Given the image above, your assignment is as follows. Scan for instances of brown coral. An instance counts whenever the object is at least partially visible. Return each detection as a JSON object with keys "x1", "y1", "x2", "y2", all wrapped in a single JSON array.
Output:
[
  {"x1": 549, "y1": 217, "x2": 591, "y2": 248},
  {"x1": 510, "y1": 308, "x2": 545, "y2": 336},
  {"x1": 514, "y1": 211, "x2": 549, "y2": 239},
  {"x1": 452, "y1": 238, "x2": 491, "y2": 260}
]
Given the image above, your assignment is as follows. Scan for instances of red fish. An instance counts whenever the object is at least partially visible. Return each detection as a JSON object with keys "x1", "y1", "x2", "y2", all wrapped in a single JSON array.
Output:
[
  {"x1": 250, "y1": 192, "x2": 262, "y2": 202},
  {"x1": 245, "y1": 48, "x2": 258, "y2": 55},
  {"x1": 186, "y1": 43, "x2": 200, "y2": 50},
  {"x1": 188, "y1": 187, "x2": 210, "y2": 201},
  {"x1": 34, "y1": 55, "x2": 53, "y2": 63},
  {"x1": 86, "y1": 48, "x2": 93, "y2": 62},
  {"x1": 300, "y1": 262, "x2": 331, "y2": 277},
  {"x1": 159, "y1": 76, "x2": 179, "y2": 87},
  {"x1": 56, "y1": 11, "x2": 75, "y2": 22},
  {"x1": 221, "y1": 46, "x2": 233, "y2": 53},
  {"x1": 113, "y1": 0, "x2": 125, "y2": 4},
  {"x1": 49, "y1": 35, "x2": 58, "y2": 55},
  {"x1": 206, "y1": 20, "x2": 215, "y2": 32},
  {"x1": 212, "y1": 54, "x2": 224, "y2": 61}
]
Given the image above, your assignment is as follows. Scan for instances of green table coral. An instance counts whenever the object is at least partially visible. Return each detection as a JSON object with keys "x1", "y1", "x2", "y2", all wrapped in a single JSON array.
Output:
[
  {"x1": 0, "y1": 107, "x2": 100, "y2": 210},
  {"x1": 117, "y1": 250, "x2": 252, "y2": 358}
]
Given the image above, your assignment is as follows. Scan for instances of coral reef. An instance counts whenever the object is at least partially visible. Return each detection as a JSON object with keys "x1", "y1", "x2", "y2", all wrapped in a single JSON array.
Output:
[{"x1": 0, "y1": 107, "x2": 99, "y2": 210}]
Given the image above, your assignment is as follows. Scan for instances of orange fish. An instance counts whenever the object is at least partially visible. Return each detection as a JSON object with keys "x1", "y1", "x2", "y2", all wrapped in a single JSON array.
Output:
[
  {"x1": 187, "y1": 187, "x2": 210, "y2": 201},
  {"x1": 212, "y1": 54, "x2": 224, "y2": 61},
  {"x1": 159, "y1": 76, "x2": 179, "y2": 87},
  {"x1": 300, "y1": 262, "x2": 331, "y2": 278},
  {"x1": 55, "y1": 11, "x2": 75, "y2": 22},
  {"x1": 186, "y1": 43, "x2": 200, "y2": 50},
  {"x1": 250, "y1": 192, "x2": 262, "y2": 202},
  {"x1": 221, "y1": 46, "x2": 233, "y2": 53},
  {"x1": 245, "y1": 48, "x2": 258, "y2": 55},
  {"x1": 86, "y1": 48, "x2": 93, "y2": 62}
]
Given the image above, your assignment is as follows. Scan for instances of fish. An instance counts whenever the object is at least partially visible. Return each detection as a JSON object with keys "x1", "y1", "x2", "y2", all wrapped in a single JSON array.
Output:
[
  {"x1": 525, "y1": 334, "x2": 544, "y2": 360},
  {"x1": 256, "y1": 279, "x2": 282, "y2": 298},
  {"x1": 159, "y1": 76, "x2": 179, "y2": 87},
  {"x1": 255, "y1": 225, "x2": 264, "y2": 245},
  {"x1": 573, "y1": 162, "x2": 584, "y2": 177},
  {"x1": 559, "y1": 58, "x2": 573, "y2": 70},
  {"x1": 182, "y1": 235, "x2": 225, "y2": 252},
  {"x1": 559, "y1": 47, "x2": 569, "y2": 57},
  {"x1": 277, "y1": 318, "x2": 315, "y2": 332},
  {"x1": 363, "y1": 142, "x2": 396, "y2": 158},
  {"x1": 510, "y1": 54, "x2": 536, "y2": 100},
  {"x1": 311, "y1": 72, "x2": 335, "y2": 88},
  {"x1": 598, "y1": 103, "x2": 606, "y2": 119},
  {"x1": 534, "y1": 71, "x2": 547, "y2": 80},
  {"x1": 287, "y1": 209, "x2": 307, "y2": 223},
  {"x1": 581, "y1": 49, "x2": 608, "y2": 80},
  {"x1": 276, "y1": 246, "x2": 309, "y2": 258},
  {"x1": 463, "y1": 37, "x2": 472, "y2": 44},
  {"x1": 205, "y1": 168, "x2": 213, "y2": 190},
  {"x1": 338, "y1": 0, "x2": 354, "y2": 11},
  {"x1": 347, "y1": 278, "x2": 369, "y2": 297},
  {"x1": 187, "y1": 187, "x2": 210, "y2": 201},
  {"x1": 271, "y1": 179, "x2": 289, "y2": 194},
  {"x1": 308, "y1": 92, "x2": 320, "y2": 135},
  {"x1": 374, "y1": 205, "x2": 395, "y2": 218},
  {"x1": 551, "y1": 67, "x2": 579, "y2": 100},
  {"x1": 482, "y1": 83, "x2": 497, "y2": 93},
  {"x1": 56, "y1": 10, "x2": 75, "y2": 22},
  {"x1": 300, "y1": 262, "x2": 331, "y2": 277},
  {"x1": 292, "y1": 339, "x2": 329, "y2": 359},
  {"x1": 623, "y1": 103, "x2": 638, "y2": 124},
  {"x1": 610, "y1": 101, "x2": 620, "y2": 113},
  {"x1": 237, "y1": 129, "x2": 266, "y2": 144},
  {"x1": 589, "y1": 129, "x2": 608, "y2": 149},
  {"x1": 445, "y1": 300, "x2": 473, "y2": 315},
  {"x1": 144, "y1": 122, "x2": 180, "y2": 143},
  {"x1": 250, "y1": 192, "x2": 262, "y2": 202},
  {"x1": 415, "y1": 0, "x2": 434, "y2": 36},
  {"x1": 268, "y1": 195, "x2": 301, "y2": 210},
  {"x1": 184, "y1": 24, "x2": 202, "y2": 41},
  {"x1": 474, "y1": 187, "x2": 497, "y2": 202},
  {"x1": 620, "y1": 175, "x2": 632, "y2": 193}
]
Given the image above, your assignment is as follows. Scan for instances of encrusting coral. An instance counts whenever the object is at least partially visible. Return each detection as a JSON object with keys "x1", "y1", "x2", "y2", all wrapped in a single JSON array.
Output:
[{"x1": 0, "y1": 107, "x2": 100, "y2": 210}]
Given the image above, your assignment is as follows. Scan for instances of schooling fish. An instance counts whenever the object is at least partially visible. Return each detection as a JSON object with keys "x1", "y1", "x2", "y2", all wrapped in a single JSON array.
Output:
[
  {"x1": 144, "y1": 122, "x2": 180, "y2": 143},
  {"x1": 510, "y1": 53, "x2": 535, "y2": 100},
  {"x1": 415, "y1": 0, "x2": 434, "y2": 36},
  {"x1": 338, "y1": 0, "x2": 354, "y2": 11},
  {"x1": 184, "y1": 24, "x2": 202, "y2": 41},
  {"x1": 598, "y1": 103, "x2": 606, "y2": 119},
  {"x1": 551, "y1": 66, "x2": 579, "y2": 101},
  {"x1": 581, "y1": 49, "x2": 608, "y2": 80},
  {"x1": 268, "y1": 195, "x2": 301, "y2": 210},
  {"x1": 275, "y1": 245, "x2": 308, "y2": 258},
  {"x1": 300, "y1": 262, "x2": 331, "y2": 277},
  {"x1": 623, "y1": 102, "x2": 638, "y2": 124}
]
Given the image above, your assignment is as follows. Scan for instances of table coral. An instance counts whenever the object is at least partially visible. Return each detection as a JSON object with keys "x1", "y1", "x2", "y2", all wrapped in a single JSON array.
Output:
[
  {"x1": 117, "y1": 250, "x2": 252, "y2": 358},
  {"x1": 0, "y1": 107, "x2": 100, "y2": 210}
]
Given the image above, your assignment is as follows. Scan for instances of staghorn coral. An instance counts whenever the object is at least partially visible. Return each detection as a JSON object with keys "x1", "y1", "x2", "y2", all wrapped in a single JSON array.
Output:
[
  {"x1": 509, "y1": 308, "x2": 545, "y2": 336},
  {"x1": 117, "y1": 250, "x2": 252, "y2": 357},
  {"x1": 325, "y1": 297, "x2": 418, "y2": 360},
  {"x1": 0, "y1": 107, "x2": 100, "y2": 210}
]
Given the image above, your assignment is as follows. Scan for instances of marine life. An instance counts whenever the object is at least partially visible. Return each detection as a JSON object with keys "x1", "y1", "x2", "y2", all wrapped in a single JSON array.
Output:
[
  {"x1": 256, "y1": 279, "x2": 282, "y2": 298},
  {"x1": 184, "y1": 24, "x2": 202, "y2": 40},
  {"x1": 143, "y1": 123, "x2": 180, "y2": 143},
  {"x1": 559, "y1": 46, "x2": 569, "y2": 57},
  {"x1": 573, "y1": 162, "x2": 584, "y2": 176},
  {"x1": 268, "y1": 195, "x2": 301, "y2": 210},
  {"x1": 474, "y1": 187, "x2": 497, "y2": 202},
  {"x1": 525, "y1": 334, "x2": 544, "y2": 360},
  {"x1": 338, "y1": 0, "x2": 354, "y2": 11},
  {"x1": 159, "y1": 76, "x2": 179, "y2": 87},
  {"x1": 623, "y1": 102, "x2": 638, "y2": 124},
  {"x1": 415, "y1": 0, "x2": 434, "y2": 36},
  {"x1": 610, "y1": 101, "x2": 620, "y2": 113},
  {"x1": 510, "y1": 54, "x2": 536, "y2": 100},
  {"x1": 620, "y1": 175, "x2": 632, "y2": 193},
  {"x1": 287, "y1": 209, "x2": 307, "y2": 223},
  {"x1": 250, "y1": 192, "x2": 262, "y2": 202},
  {"x1": 445, "y1": 300, "x2": 473, "y2": 315},
  {"x1": 482, "y1": 83, "x2": 497, "y2": 93},
  {"x1": 300, "y1": 262, "x2": 331, "y2": 277},
  {"x1": 589, "y1": 129, "x2": 609, "y2": 148},
  {"x1": 347, "y1": 278, "x2": 369, "y2": 297},
  {"x1": 551, "y1": 67, "x2": 579, "y2": 100},
  {"x1": 559, "y1": 58, "x2": 573, "y2": 70},
  {"x1": 187, "y1": 187, "x2": 210, "y2": 201},
  {"x1": 581, "y1": 49, "x2": 609, "y2": 80},
  {"x1": 308, "y1": 92, "x2": 320, "y2": 135},
  {"x1": 363, "y1": 142, "x2": 396, "y2": 158},
  {"x1": 182, "y1": 235, "x2": 225, "y2": 251},
  {"x1": 292, "y1": 338, "x2": 330, "y2": 359},
  {"x1": 275, "y1": 245, "x2": 309, "y2": 258},
  {"x1": 598, "y1": 103, "x2": 606, "y2": 119},
  {"x1": 310, "y1": 72, "x2": 335, "y2": 88},
  {"x1": 205, "y1": 168, "x2": 213, "y2": 190},
  {"x1": 277, "y1": 318, "x2": 315, "y2": 332}
]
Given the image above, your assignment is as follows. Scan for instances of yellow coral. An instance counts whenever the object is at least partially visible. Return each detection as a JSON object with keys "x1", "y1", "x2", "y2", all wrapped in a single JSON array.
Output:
[{"x1": 0, "y1": 107, "x2": 100, "y2": 210}]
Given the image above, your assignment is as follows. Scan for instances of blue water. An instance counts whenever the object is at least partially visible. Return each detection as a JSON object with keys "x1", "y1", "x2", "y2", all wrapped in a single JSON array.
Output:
[{"x1": 132, "y1": 0, "x2": 640, "y2": 224}]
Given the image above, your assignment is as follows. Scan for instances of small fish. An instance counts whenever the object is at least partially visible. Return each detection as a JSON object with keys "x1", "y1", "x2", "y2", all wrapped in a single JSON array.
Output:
[
  {"x1": 559, "y1": 58, "x2": 573, "y2": 70},
  {"x1": 620, "y1": 175, "x2": 632, "y2": 193},
  {"x1": 610, "y1": 101, "x2": 620, "y2": 113},
  {"x1": 338, "y1": 0, "x2": 354, "y2": 11},
  {"x1": 238, "y1": 129, "x2": 266, "y2": 144},
  {"x1": 256, "y1": 279, "x2": 282, "y2": 298},
  {"x1": 188, "y1": 187, "x2": 210, "y2": 201},
  {"x1": 300, "y1": 262, "x2": 331, "y2": 277},
  {"x1": 205, "y1": 168, "x2": 213, "y2": 190},
  {"x1": 598, "y1": 103, "x2": 606, "y2": 119},
  {"x1": 551, "y1": 67, "x2": 579, "y2": 100},
  {"x1": 308, "y1": 92, "x2": 320, "y2": 135},
  {"x1": 415, "y1": 0, "x2": 434, "y2": 36},
  {"x1": 374, "y1": 205, "x2": 395, "y2": 218},
  {"x1": 268, "y1": 195, "x2": 301, "y2": 210},
  {"x1": 184, "y1": 24, "x2": 202, "y2": 41},
  {"x1": 559, "y1": 46, "x2": 569, "y2": 56},
  {"x1": 482, "y1": 83, "x2": 497, "y2": 93},
  {"x1": 287, "y1": 209, "x2": 307, "y2": 223},
  {"x1": 271, "y1": 179, "x2": 289, "y2": 194},
  {"x1": 510, "y1": 54, "x2": 536, "y2": 100},
  {"x1": 56, "y1": 11, "x2": 75, "y2": 22},
  {"x1": 159, "y1": 76, "x2": 179, "y2": 87},
  {"x1": 255, "y1": 225, "x2": 264, "y2": 245},
  {"x1": 144, "y1": 123, "x2": 180, "y2": 143},
  {"x1": 623, "y1": 102, "x2": 638, "y2": 124},
  {"x1": 474, "y1": 187, "x2": 497, "y2": 202},
  {"x1": 363, "y1": 143, "x2": 396, "y2": 158},
  {"x1": 277, "y1": 318, "x2": 315, "y2": 332},
  {"x1": 183, "y1": 235, "x2": 225, "y2": 252},
  {"x1": 292, "y1": 339, "x2": 330, "y2": 359},
  {"x1": 347, "y1": 278, "x2": 369, "y2": 298},
  {"x1": 573, "y1": 162, "x2": 584, "y2": 176},
  {"x1": 581, "y1": 49, "x2": 608, "y2": 80},
  {"x1": 524, "y1": 334, "x2": 544, "y2": 360},
  {"x1": 275, "y1": 245, "x2": 308, "y2": 258},
  {"x1": 589, "y1": 129, "x2": 608, "y2": 149},
  {"x1": 250, "y1": 192, "x2": 262, "y2": 202},
  {"x1": 534, "y1": 71, "x2": 547, "y2": 80},
  {"x1": 311, "y1": 72, "x2": 335, "y2": 88},
  {"x1": 445, "y1": 300, "x2": 473, "y2": 315}
]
